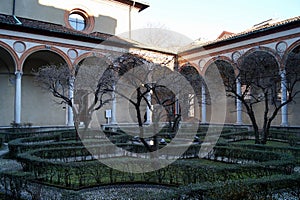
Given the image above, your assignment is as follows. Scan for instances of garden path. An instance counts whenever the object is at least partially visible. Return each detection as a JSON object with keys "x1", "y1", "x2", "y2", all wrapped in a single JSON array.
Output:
[{"x1": 0, "y1": 143, "x2": 22, "y2": 172}]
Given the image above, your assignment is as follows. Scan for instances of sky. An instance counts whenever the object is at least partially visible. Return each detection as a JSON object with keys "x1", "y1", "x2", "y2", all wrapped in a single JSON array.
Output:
[{"x1": 133, "y1": 0, "x2": 300, "y2": 41}]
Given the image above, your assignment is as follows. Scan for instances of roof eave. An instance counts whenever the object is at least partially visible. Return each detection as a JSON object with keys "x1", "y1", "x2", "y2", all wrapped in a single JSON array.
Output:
[
  {"x1": 0, "y1": 21, "x2": 177, "y2": 56},
  {"x1": 180, "y1": 17, "x2": 300, "y2": 55},
  {"x1": 114, "y1": 0, "x2": 150, "y2": 12}
]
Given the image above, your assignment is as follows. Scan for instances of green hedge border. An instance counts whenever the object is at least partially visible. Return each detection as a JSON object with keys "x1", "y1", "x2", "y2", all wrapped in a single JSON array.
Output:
[
  {"x1": 172, "y1": 174, "x2": 300, "y2": 200},
  {"x1": 2, "y1": 129, "x2": 76, "y2": 142},
  {"x1": 14, "y1": 143, "x2": 296, "y2": 189}
]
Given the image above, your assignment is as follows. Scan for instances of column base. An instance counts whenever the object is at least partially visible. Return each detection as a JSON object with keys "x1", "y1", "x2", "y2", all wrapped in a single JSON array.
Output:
[
  {"x1": 280, "y1": 123, "x2": 289, "y2": 127},
  {"x1": 67, "y1": 123, "x2": 74, "y2": 126},
  {"x1": 235, "y1": 121, "x2": 243, "y2": 125},
  {"x1": 144, "y1": 121, "x2": 151, "y2": 125}
]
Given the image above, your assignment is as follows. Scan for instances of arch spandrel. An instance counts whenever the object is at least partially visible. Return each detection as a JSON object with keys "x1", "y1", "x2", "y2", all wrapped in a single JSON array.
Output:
[
  {"x1": 20, "y1": 45, "x2": 72, "y2": 71},
  {"x1": 179, "y1": 62, "x2": 201, "y2": 76},
  {"x1": 74, "y1": 51, "x2": 112, "y2": 67}
]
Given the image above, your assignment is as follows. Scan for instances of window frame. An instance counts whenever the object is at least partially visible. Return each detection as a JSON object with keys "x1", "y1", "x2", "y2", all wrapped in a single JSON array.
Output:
[{"x1": 64, "y1": 8, "x2": 95, "y2": 33}]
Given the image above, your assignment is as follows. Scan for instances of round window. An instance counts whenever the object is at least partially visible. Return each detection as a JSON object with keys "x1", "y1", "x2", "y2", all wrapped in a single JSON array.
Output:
[
  {"x1": 68, "y1": 13, "x2": 86, "y2": 31},
  {"x1": 65, "y1": 9, "x2": 95, "y2": 33}
]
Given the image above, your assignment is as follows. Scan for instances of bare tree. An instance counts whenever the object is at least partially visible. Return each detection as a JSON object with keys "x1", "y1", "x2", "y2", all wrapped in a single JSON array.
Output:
[
  {"x1": 95, "y1": 53, "x2": 197, "y2": 151},
  {"x1": 75, "y1": 63, "x2": 113, "y2": 129},
  {"x1": 216, "y1": 50, "x2": 300, "y2": 144},
  {"x1": 34, "y1": 64, "x2": 111, "y2": 139}
]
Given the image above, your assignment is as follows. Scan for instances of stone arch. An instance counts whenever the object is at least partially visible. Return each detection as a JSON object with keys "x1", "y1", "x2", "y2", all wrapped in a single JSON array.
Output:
[
  {"x1": 21, "y1": 48, "x2": 70, "y2": 126},
  {"x1": 202, "y1": 56, "x2": 237, "y2": 76},
  {"x1": 238, "y1": 48, "x2": 281, "y2": 126},
  {"x1": 179, "y1": 64, "x2": 203, "y2": 121},
  {"x1": 73, "y1": 53, "x2": 112, "y2": 126},
  {"x1": 282, "y1": 39, "x2": 300, "y2": 64},
  {"x1": 0, "y1": 43, "x2": 18, "y2": 126},
  {"x1": 237, "y1": 46, "x2": 282, "y2": 70},
  {"x1": 283, "y1": 40, "x2": 300, "y2": 126},
  {"x1": 74, "y1": 51, "x2": 110, "y2": 66},
  {"x1": 0, "y1": 41, "x2": 19, "y2": 71},
  {"x1": 204, "y1": 58, "x2": 236, "y2": 124},
  {"x1": 20, "y1": 45, "x2": 72, "y2": 71},
  {"x1": 179, "y1": 62, "x2": 201, "y2": 75},
  {"x1": 238, "y1": 48, "x2": 280, "y2": 84}
]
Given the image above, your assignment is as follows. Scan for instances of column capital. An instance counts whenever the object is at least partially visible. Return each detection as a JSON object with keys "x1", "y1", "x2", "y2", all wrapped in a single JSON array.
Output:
[{"x1": 15, "y1": 71, "x2": 23, "y2": 76}]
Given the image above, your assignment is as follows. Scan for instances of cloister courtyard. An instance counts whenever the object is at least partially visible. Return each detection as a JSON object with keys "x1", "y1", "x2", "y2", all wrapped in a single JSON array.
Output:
[{"x1": 1, "y1": 1, "x2": 300, "y2": 199}]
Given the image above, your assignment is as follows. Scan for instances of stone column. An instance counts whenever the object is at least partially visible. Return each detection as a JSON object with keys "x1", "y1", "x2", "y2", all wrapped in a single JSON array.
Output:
[
  {"x1": 14, "y1": 71, "x2": 22, "y2": 124},
  {"x1": 67, "y1": 77, "x2": 74, "y2": 126},
  {"x1": 111, "y1": 85, "x2": 117, "y2": 124},
  {"x1": 175, "y1": 95, "x2": 180, "y2": 115},
  {"x1": 236, "y1": 78, "x2": 243, "y2": 124},
  {"x1": 281, "y1": 70, "x2": 288, "y2": 126},
  {"x1": 145, "y1": 92, "x2": 152, "y2": 124},
  {"x1": 201, "y1": 83, "x2": 207, "y2": 123}
]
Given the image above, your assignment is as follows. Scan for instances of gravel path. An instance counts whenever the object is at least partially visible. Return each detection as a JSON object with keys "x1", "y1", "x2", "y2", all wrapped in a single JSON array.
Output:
[
  {"x1": 80, "y1": 184, "x2": 175, "y2": 200},
  {"x1": 0, "y1": 143, "x2": 9, "y2": 157},
  {"x1": 0, "y1": 143, "x2": 22, "y2": 172},
  {"x1": 20, "y1": 183, "x2": 175, "y2": 200}
]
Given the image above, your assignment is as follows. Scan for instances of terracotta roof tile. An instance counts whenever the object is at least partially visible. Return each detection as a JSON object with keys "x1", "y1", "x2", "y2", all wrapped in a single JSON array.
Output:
[
  {"x1": 0, "y1": 14, "x2": 175, "y2": 54},
  {"x1": 180, "y1": 15, "x2": 300, "y2": 53},
  {"x1": 0, "y1": 13, "x2": 112, "y2": 41}
]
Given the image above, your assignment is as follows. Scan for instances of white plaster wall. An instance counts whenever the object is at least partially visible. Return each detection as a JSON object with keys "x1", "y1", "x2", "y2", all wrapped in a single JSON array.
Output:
[
  {"x1": 0, "y1": 74, "x2": 14, "y2": 126},
  {"x1": 0, "y1": 0, "x2": 142, "y2": 36},
  {"x1": 38, "y1": 0, "x2": 141, "y2": 35},
  {"x1": 21, "y1": 75, "x2": 66, "y2": 126}
]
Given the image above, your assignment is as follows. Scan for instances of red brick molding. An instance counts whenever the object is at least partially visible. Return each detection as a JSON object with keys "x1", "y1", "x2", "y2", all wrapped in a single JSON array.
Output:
[{"x1": 64, "y1": 8, "x2": 95, "y2": 34}]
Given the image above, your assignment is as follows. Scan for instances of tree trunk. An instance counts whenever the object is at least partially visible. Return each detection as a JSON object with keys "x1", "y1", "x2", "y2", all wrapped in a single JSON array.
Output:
[
  {"x1": 248, "y1": 110, "x2": 260, "y2": 144},
  {"x1": 72, "y1": 107, "x2": 80, "y2": 141},
  {"x1": 136, "y1": 104, "x2": 151, "y2": 152},
  {"x1": 261, "y1": 129, "x2": 268, "y2": 144},
  {"x1": 261, "y1": 91, "x2": 269, "y2": 145},
  {"x1": 74, "y1": 118, "x2": 80, "y2": 141},
  {"x1": 262, "y1": 118, "x2": 272, "y2": 144}
]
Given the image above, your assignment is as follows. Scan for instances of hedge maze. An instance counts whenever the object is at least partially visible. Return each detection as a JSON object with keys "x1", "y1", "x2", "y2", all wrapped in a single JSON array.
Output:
[{"x1": 0, "y1": 126, "x2": 300, "y2": 199}]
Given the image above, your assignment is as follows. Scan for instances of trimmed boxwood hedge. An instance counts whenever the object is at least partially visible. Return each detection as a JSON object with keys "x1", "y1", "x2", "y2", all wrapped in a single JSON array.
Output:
[
  {"x1": 3, "y1": 126, "x2": 300, "y2": 194},
  {"x1": 0, "y1": 134, "x2": 4, "y2": 149},
  {"x1": 1, "y1": 170, "x2": 299, "y2": 200},
  {"x1": 220, "y1": 131, "x2": 254, "y2": 142},
  {"x1": 14, "y1": 142, "x2": 296, "y2": 189},
  {"x1": 226, "y1": 143, "x2": 300, "y2": 164},
  {"x1": 8, "y1": 131, "x2": 79, "y2": 158},
  {"x1": 171, "y1": 174, "x2": 300, "y2": 200},
  {"x1": 4, "y1": 129, "x2": 76, "y2": 142},
  {"x1": 8, "y1": 134, "x2": 62, "y2": 158}
]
